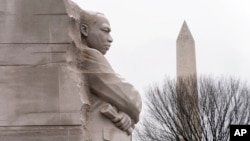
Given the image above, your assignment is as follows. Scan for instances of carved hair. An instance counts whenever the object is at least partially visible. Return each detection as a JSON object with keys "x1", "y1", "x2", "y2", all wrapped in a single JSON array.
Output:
[{"x1": 80, "y1": 10, "x2": 104, "y2": 27}]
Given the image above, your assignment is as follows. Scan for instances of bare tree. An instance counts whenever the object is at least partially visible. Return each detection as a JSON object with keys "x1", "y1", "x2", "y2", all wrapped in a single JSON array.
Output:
[{"x1": 134, "y1": 76, "x2": 250, "y2": 141}]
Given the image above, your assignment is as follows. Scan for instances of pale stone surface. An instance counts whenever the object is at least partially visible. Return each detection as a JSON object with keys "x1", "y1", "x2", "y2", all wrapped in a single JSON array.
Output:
[
  {"x1": 0, "y1": 0, "x2": 81, "y2": 126},
  {"x1": 0, "y1": 0, "x2": 70, "y2": 43},
  {"x1": 0, "y1": 44, "x2": 67, "y2": 65},
  {"x1": 0, "y1": 126, "x2": 84, "y2": 141},
  {"x1": 0, "y1": 0, "x2": 84, "y2": 140},
  {"x1": 64, "y1": 1, "x2": 142, "y2": 140},
  {"x1": 0, "y1": 0, "x2": 142, "y2": 140},
  {"x1": 176, "y1": 21, "x2": 200, "y2": 141},
  {"x1": 0, "y1": 65, "x2": 81, "y2": 126},
  {"x1": 0, "y1": 66, "x2": 59, "y2": 125},
  {"x1": 176, "y1": 21, "x2": 197, "y2": 77}
]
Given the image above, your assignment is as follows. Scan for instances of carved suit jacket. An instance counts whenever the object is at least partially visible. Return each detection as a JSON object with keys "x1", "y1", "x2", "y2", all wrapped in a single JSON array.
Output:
[{"x1": 67, "y1": 44, "x2": 142, "y2": 140}]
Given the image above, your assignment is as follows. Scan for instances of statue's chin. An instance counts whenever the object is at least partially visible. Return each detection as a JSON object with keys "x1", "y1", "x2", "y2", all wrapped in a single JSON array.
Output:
[{"x1": 101, "y1": 50, "x2": 107, "y2": 55}]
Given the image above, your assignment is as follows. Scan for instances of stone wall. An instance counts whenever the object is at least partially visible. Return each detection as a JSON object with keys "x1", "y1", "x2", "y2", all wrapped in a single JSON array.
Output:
[{"x1": 0, "y1": 0, "x2": 84, "y2": 140}]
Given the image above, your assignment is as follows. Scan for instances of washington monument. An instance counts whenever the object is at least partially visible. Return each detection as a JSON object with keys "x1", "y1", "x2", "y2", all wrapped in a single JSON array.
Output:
[
  {"x1": 176, "y1": 21, "x2": 197, "y2": 78},
  {"x1": 176, "y1": 21, "x2": 200, "y2": 141}
]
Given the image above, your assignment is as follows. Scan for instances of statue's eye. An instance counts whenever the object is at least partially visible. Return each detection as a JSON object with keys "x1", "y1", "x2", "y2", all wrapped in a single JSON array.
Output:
[{"x1": 102, "y1": 28, "x2": 110, "y2": 33}]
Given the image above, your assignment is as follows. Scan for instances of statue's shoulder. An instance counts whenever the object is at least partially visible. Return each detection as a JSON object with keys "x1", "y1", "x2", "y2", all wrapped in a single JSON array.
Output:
[
  {"x1": 83, "y1": 47, "x2": 103, "y2": 56},
  {"x1": 82, "y1": 47, "x2": 107, "y2": 61},
  {"x1": 69, "y1": 44, "x2": 103, "y2": 59}
]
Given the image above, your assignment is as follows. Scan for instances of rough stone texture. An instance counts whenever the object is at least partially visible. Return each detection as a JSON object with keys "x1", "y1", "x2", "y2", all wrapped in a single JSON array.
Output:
[
  {"x1": 176, "y1": 21, "x2": 197, "y2": 77},
  {"x1": 0, "y1": 44, "x2": 67, "y2": 66},
  {"x1": 64, "y1": 1, "x2": 142, "y2": 140},
  {"x1": 0, "y1": 65, "x2": 81, "y2": 126},
  {"x1": 0, "y1": 0, "x2": 83, "y2": 140},
  {"x1": 1, "y1": 0, "x2": 142, "y2": 140},
  {"x1": 0, "y1": 0, "x2": 81, "y2": 126},
  {"x1": 0, "y1": 126, "x2": 84, "y2": 141},
  {"x1": 0, "y1": 0, "x2": 70, "y2": 43}
]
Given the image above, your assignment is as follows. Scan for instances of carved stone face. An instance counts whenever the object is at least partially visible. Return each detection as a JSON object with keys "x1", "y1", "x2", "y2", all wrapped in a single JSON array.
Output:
[{"x1": 85, "y1": 15, "x2": 113, "y2": 55}]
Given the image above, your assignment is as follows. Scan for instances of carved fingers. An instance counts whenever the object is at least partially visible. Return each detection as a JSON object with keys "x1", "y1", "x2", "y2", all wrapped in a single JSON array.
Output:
[{"x1": 113, "y1": 111, "x2": 132, "y2": 131}]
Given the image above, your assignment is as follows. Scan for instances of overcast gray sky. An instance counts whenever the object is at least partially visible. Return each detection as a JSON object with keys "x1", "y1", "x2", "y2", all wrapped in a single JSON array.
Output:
[{"x1": 73, "y1": 0, "x2": 250, "y2": 94}]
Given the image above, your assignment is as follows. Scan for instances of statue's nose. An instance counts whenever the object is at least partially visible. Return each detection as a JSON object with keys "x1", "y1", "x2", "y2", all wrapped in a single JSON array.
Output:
[{"x1": 108, "y1": 35, "x2": 113, "y2": 43}]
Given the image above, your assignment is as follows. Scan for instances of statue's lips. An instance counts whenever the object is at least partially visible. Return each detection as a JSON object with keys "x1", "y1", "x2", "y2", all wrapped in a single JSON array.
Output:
[{"x1": 104, "y1": 44, "x2": 111, "y2": 50}]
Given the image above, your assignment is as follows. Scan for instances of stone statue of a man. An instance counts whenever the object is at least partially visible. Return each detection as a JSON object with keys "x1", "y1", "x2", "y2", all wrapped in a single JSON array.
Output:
[{"x1": 66, "y1": 7, "x2": 142, "y2": 141}]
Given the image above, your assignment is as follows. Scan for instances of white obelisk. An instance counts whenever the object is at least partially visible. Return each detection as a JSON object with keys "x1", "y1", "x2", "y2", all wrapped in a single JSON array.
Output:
[
  {"x1": 176, "y1": 21, "x2": 197, "y2": 78},
  {"x1": 176, "y1": 21, "x2": 200, "y2": 141}
]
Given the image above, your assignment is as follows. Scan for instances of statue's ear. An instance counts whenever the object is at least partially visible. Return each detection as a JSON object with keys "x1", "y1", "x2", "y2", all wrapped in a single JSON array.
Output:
[{"x1": 80, "y1": 24, "x2": 88, "y2": 37}]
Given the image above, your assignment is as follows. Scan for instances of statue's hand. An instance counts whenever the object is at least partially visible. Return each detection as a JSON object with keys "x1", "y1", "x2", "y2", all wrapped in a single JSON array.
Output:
[
  {"x1": 112, "y1": 111, "x2": 132, "y2": 131},
  {"x1": 100, "y1": 104, "x2": 134, "y2": 135}
]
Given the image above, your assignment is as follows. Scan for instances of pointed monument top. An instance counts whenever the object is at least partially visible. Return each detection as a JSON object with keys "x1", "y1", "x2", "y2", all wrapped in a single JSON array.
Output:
[{"x1": 177, "y1": 21, "x2": 194, "y2": 41}]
